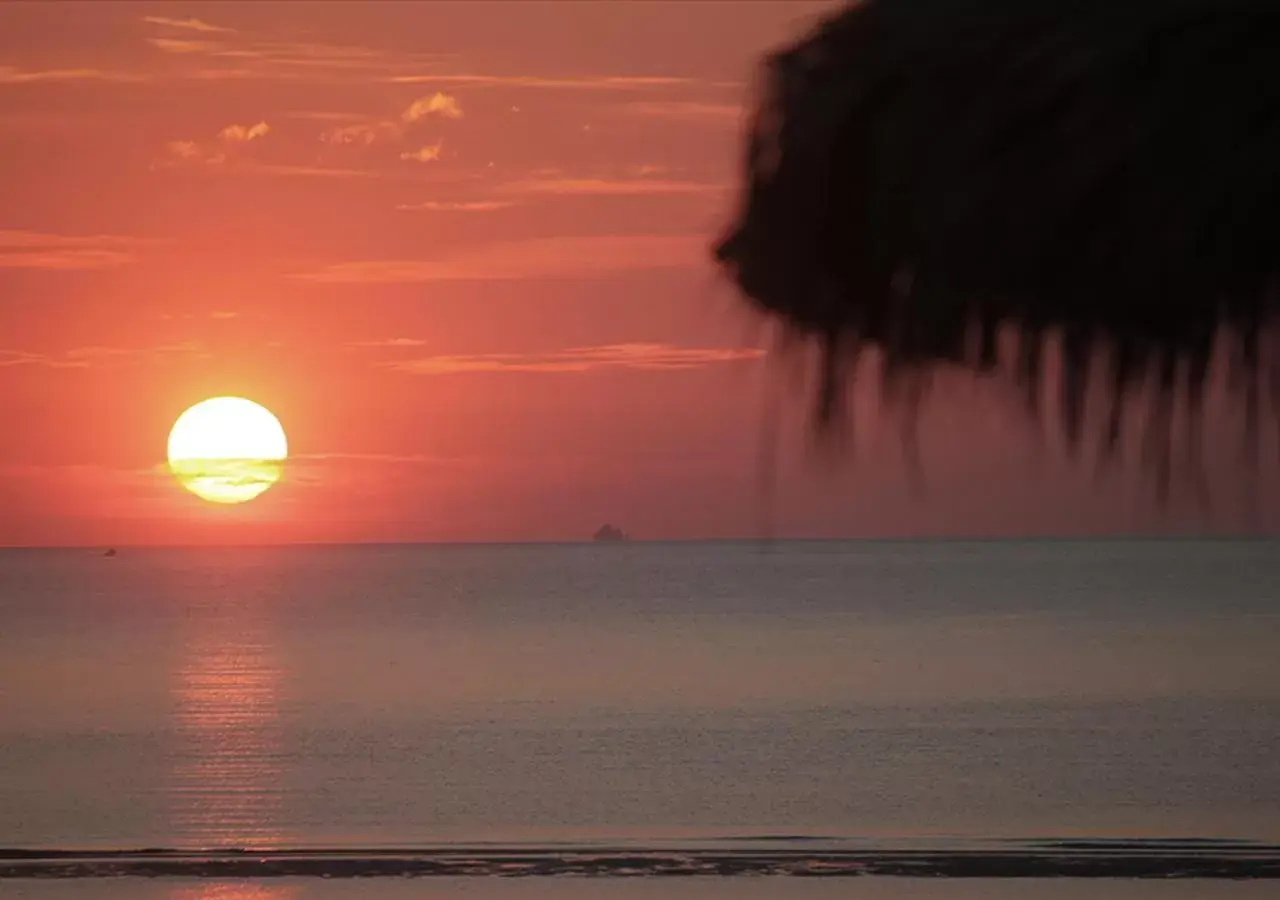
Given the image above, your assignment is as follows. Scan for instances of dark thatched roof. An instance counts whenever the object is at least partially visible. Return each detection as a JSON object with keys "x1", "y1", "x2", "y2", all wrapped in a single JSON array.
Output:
[{"x1": 714, "y1": 0, "x2": 1280, "y2": 472}]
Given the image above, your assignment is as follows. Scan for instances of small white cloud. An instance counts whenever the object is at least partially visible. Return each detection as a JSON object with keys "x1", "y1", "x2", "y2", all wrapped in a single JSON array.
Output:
[
  {"x1": 160, "y1": 121, "x2": 270, "y2": 168},
  {"x1": 165, "y1": 140, "x2": 204, "y2": 160},
  {"x1": 401, "y1": 92, "x2": 462, "y2": 122},
  {"x1": 218, "y1": 121, "x2": 270, "y2": 143},
  {"x1": 314, "y1": 93, "x2": 459, "y2": 153}
]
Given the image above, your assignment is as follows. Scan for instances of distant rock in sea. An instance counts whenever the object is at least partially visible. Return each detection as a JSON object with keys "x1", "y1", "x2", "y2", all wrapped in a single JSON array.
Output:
[{"x1": 593, "y1": 524, "x2": 628, "y2": 542}]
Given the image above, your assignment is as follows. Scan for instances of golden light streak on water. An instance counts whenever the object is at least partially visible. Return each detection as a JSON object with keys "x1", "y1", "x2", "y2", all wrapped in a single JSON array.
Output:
[
  {"x1": 168, "y1": 885, "x2": 298, "y2": 896},
  {"x1": 168, "y1": 613, "x2": 286, "y2": 849},
  {"x1": 169, "y1": 885, "x2": 298, "y2": 900}
]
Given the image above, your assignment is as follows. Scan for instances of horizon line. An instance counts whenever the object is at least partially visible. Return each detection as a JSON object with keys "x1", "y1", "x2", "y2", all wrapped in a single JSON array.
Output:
[{"x1": 1, "y1": 532, "x2": 1276, "y2": 551}]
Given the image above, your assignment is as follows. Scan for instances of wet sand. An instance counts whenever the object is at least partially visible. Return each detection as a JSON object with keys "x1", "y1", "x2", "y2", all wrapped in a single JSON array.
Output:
[
  {"x1": 3, "y1": 839, "x2": 1279, "y2": 880},
  {"x1": 4, "y1": 875, "x2": 1280, "y2": 900}
]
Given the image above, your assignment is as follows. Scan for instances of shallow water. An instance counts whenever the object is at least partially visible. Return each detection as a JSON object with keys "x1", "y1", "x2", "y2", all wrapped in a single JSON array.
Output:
[{"x1": 1, "y1": 539, "x2": 1277, "y2": 857}]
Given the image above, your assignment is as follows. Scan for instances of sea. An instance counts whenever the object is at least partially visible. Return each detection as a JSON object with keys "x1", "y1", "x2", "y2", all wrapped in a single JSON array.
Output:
[{"x1": 1, "y1": 539, "x2": 1278, "y2": 899}]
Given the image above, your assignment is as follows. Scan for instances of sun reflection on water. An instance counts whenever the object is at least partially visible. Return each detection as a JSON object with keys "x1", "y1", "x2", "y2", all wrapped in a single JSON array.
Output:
[
  {"x1": 169, "y1": 612, "x2": 286, "y2": 849},
  {"x1": 169, "y1": 885, "x2": 298, "y2": 900}
]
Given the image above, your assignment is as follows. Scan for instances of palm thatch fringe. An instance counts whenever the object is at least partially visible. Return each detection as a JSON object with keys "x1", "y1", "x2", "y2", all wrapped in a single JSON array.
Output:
[{"x1": 714, "y1": 0, "x2": 1280, "y2": 475}]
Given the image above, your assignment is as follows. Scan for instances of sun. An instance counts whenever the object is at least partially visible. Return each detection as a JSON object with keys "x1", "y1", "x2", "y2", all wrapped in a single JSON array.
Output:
[{"x1": 167, "y1": 397, "x2": 288, "y2": 504}]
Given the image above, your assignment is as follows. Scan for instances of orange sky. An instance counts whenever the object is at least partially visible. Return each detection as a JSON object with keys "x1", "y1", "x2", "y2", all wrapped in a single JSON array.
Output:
[{"x1": 1, "y1": 0, "x2": 1276, "y2": 545}]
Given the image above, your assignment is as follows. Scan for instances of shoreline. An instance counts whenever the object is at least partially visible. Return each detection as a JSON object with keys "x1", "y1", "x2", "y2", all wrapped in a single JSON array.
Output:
[{"x1": 4, "y1": 840, "x2": 1280, "y2": 879}]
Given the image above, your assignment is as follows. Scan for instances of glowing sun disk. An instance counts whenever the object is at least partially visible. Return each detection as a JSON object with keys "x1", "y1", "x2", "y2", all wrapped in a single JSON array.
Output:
[{"x1": 167, "y1": 397, "x2": 288, "y2": 504}]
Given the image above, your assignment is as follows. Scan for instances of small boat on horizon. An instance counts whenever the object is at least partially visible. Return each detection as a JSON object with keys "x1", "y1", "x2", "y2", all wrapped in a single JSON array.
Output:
[
  {"x1": 103, "y1": 548, "x2": 117, "y2": 558},
  {"x1": 593, "y1": 524, "x2": 628, "y2": 542}
]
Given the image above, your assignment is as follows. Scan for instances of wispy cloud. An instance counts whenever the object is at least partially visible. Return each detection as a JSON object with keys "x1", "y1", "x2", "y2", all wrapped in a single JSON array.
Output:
[
  {"x1": 238, "y1": 161, "x2": 379, "y2": 179},
  {"x1": 381, "y1": 343, "x2": 764, "y2": 375},
  {"x1": 389, "y1": 166, "x2": 722, "y2": 209},
  {"x1": 221, "y1": 40, "x2": 393, "y2": 70},
  {"x1": 348, "y1": 338, "x2": 428, "y2": 348},
  {"x1": 623, "y1": 100, "x2": 741, "y2": 119},
  {"x1": 395, "y1": 200, "x2": 516, "y2": 212},
  {"x1": 294, "y1": 452, "x2": 457, "y2": 463},
  {"x1": 388, "y1": 74, "x2": 703, "y2": 91},
  {"x1": 284, "y1": 451, "x2": 481, "y2": 488},
  {"x1": 141, "y1": 15, "x2": 235, "y2": 34},
  {"x1": 158, "y1": 148, "x2": 377, "y2": 178},
  {"x1": 159, "y1": 311, "x2": 239, "y2": 321},
  {"x1": 0, "y1": 350, "x2": 70, "y2": 368},
  {"x1": 0, "y1": 231, "x2": 159, "y2": 249},
  {"x1": 179, "y1": 68, "x2": 262, "y2": 82},
  {"x1": 399, "y1": 142, "x2": 443, "y2": 163},
  {"x1": 0, "y1": 250, "x2": 133, "y2": 270},
  {"x1": 0, "y1": 342, "x2": 204, "y2": 368},
  {"x1": 0, "y1": 66, "x2": 147, "y2": 84},
  {"x1": 501, "y1": 177, "x2": 725, "y2": 196},
  {"x1": 289, "y1": 234, "x2": 706, "y2": 284},
  {"x1": 141, "y1": 17, "x2": 441, "y2": 82},
  {"x1": 0, "y1": 462, "x2": 170, "y2": 494},
  {"x1": 147, "y1": 37, "x2": 222, "y2": 54},
  {"x1": 0, "y1": 231, "x2": 163, "y2": 270}
]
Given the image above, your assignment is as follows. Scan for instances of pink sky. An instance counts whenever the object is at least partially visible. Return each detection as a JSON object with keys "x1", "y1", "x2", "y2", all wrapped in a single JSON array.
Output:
[{"x1": 0, "y1": 0, "x2": 1275, "y2": 545}]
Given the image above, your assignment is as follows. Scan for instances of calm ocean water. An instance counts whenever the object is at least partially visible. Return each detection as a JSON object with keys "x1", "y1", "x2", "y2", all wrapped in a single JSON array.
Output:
[{"x1": 1, "y1": 539, "x2": 1278, "y2": 898}]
